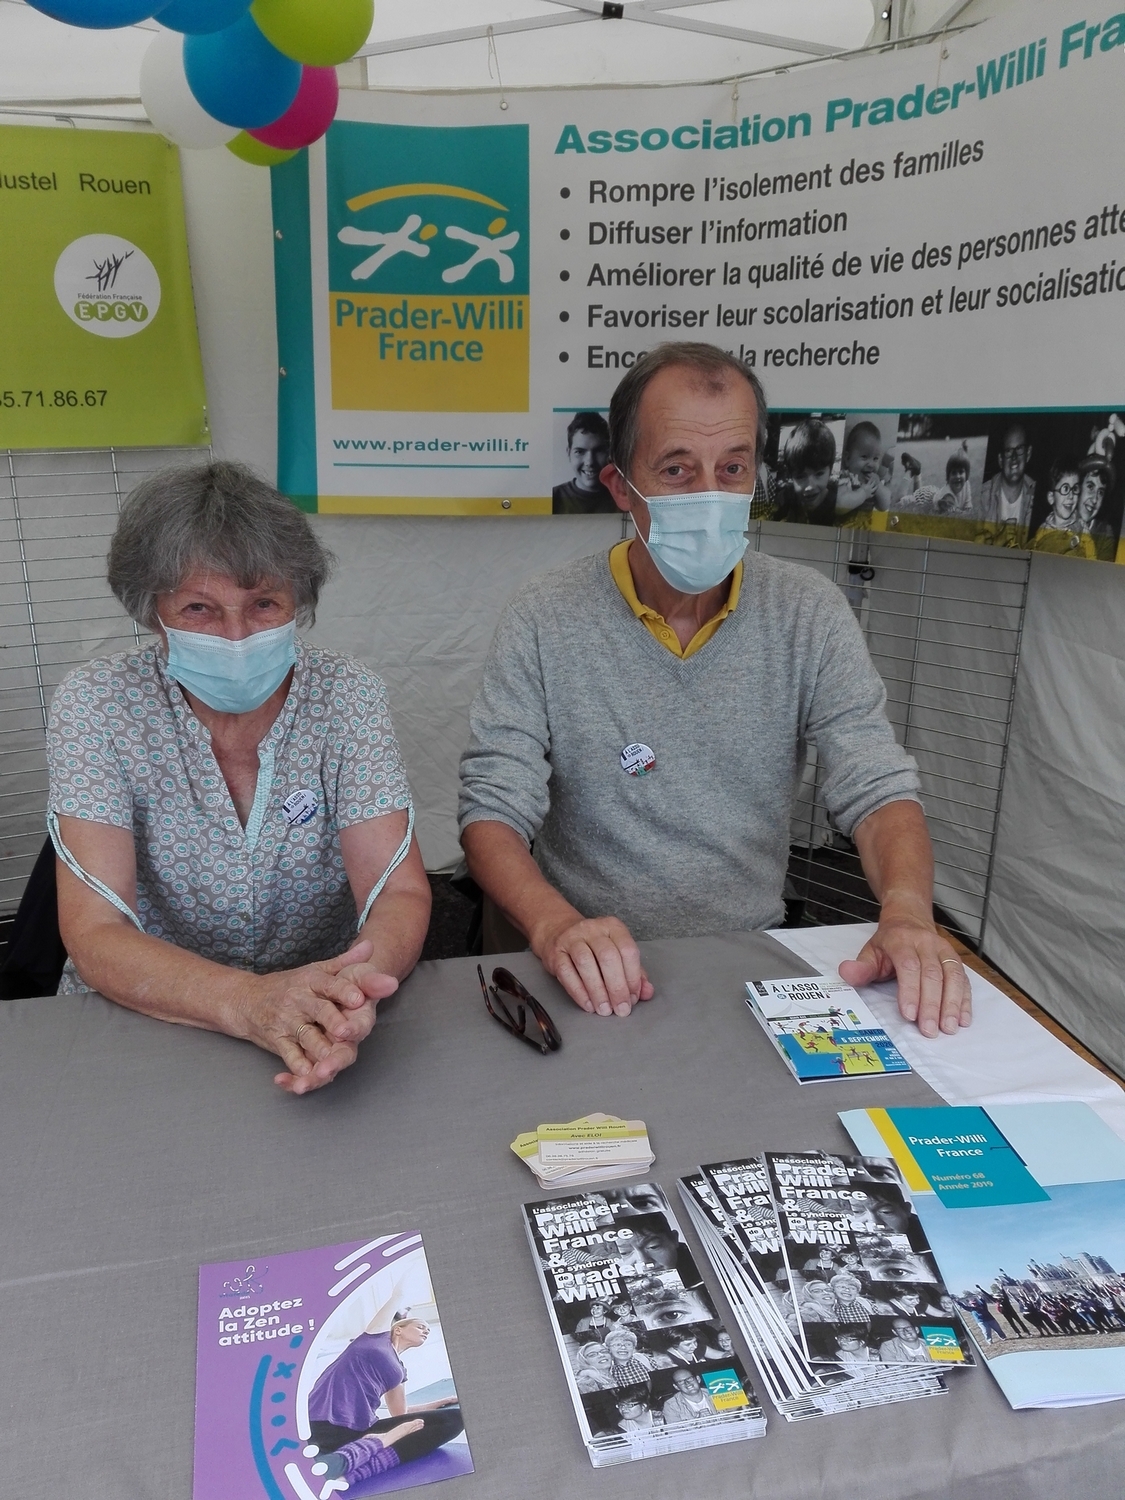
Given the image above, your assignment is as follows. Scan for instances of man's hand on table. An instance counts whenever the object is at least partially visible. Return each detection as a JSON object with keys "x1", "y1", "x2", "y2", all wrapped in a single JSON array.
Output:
[
  {"x1": 238, "y1": 938, "x2": 399, "y2": 1093},
  {"x1": 530, "y1": 912, "x2": 654, "y2": 1017},
  {"x1": 838, "y1": 915, "x2": 972, "y2": 1039}
]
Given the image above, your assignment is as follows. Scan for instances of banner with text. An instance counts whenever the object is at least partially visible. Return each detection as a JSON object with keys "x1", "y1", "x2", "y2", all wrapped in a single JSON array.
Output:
[
  {"x1": 274, "y1": 0, "x2": 1125, "y2": 560},
  {"x1": 0, "y1": 124, "x2": 208, "y2": 450}
]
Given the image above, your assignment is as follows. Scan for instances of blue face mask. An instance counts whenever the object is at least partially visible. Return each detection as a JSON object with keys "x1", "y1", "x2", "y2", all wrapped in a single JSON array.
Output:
[
  {"x1": 627, "y1": 479, "x2": 751, "y2": 594},
  {"x1": 162, "y1": 619, "x2": 297, "y2": 714}
]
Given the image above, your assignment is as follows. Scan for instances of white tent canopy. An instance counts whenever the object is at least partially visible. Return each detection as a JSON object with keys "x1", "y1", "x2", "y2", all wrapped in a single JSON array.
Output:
[{"x1": 0, "y1": 0, "x2": 985, "y2": 112}]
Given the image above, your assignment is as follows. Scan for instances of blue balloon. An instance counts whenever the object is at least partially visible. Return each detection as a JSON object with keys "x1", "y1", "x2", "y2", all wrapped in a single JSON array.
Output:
[
  {"x1": 156, "y1": 0, "x2": 251, "y2": 34},
  {"x1": 28, "y1": 0, "x2": 160, "y2": 25},
  {"x1": 183, "y1": 12, "x2": 300, "y2": 130}
]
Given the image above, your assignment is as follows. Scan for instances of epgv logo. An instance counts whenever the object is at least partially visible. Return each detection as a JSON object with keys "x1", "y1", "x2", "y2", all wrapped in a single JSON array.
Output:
[
  {"x1": 327, "y1": 121, "x2": 529, "y2": 413},
  {"x1": 54, "y1": 234, "x2": 161, "y2": 339}
]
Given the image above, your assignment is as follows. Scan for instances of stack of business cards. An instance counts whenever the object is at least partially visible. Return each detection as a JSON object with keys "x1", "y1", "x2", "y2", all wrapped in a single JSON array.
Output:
[{"x1": 511, "y1": 1112, "x2": 654, "y2": 1189}]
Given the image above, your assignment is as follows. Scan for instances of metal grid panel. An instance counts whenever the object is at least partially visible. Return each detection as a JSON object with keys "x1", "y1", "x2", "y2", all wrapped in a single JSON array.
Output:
[
  {"x1": 0, "y1": 447, "x2": 202, "y2": 914},
  {"x1": 752, "y1": 521, "x2": 1029, "y2": 946}
]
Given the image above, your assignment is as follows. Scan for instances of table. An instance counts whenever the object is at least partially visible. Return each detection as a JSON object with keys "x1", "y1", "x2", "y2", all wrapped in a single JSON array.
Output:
[{"x1": 3, "y1": 931, "x2": 1123, "y2": 1499}]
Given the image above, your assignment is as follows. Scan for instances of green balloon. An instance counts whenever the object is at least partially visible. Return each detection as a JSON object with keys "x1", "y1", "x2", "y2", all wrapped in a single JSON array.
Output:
[
  {"x1": 226, "y1": 132, "x2": 298, "y2": 166},
  {"x1": 250, "y1": 0, "x2": 373, "y2": 68}
]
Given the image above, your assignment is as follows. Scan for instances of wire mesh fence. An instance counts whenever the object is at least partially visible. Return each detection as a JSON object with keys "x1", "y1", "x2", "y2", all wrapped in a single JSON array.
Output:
[
  {"x1": 0, "y1": 447, "x2": 198, "y2": 914},
  {"x1": 753, "y1": 520, "x2": 1029, "y2": 946},
  {"x1": 1, "y1": 458, "x2": 1029, "y2": 947}
]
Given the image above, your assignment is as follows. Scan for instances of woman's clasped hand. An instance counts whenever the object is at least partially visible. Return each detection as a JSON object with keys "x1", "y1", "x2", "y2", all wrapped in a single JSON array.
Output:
[{"x1": 243, "y1": 938, "x2": 401, "y2": 1094}]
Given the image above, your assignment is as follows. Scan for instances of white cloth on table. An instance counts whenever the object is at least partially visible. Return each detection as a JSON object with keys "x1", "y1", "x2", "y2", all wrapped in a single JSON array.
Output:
[{"x1": 768, "y1": 923, "x2": 1125, "y2": 1140}]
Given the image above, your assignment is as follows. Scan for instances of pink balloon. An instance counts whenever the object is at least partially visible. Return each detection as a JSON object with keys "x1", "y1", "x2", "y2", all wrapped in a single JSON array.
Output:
[{"x1": 247, "y1": 65, "x2": 338, "y2": 150}]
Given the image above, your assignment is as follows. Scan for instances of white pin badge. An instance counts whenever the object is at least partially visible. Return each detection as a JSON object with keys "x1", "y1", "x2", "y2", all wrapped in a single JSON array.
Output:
[
  {"x1": 283, "y1": 788, "x2": 319, "y2": 826},
  {"x1": 620, "y1": 742, "x2": 656, "y2": 776}
]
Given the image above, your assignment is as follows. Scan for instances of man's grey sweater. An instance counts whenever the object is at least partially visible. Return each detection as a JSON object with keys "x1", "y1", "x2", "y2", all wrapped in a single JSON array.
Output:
[{"x1": 458, "y1": 548, "x2": 920, "y2": 940}]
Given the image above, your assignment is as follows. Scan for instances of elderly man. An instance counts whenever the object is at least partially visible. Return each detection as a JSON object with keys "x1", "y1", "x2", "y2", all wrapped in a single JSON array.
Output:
[
  {"x1": 976, "y1": 421, "x2": 1037, "y2": 540},
  {"x1": 459, "y1": 342, "x2": 971, "y2": 1038}
]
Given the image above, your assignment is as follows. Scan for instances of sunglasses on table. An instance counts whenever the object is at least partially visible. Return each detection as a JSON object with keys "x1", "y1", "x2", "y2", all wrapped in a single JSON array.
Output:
[{"x1": 478, "y1": 964, "x2": 562, "y2": 1055}]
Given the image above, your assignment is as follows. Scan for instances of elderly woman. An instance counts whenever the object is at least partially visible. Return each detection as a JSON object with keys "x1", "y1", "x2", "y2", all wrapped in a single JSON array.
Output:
[{"x1": 46, "y1": 462, "x2": 430, "y2": 1093}]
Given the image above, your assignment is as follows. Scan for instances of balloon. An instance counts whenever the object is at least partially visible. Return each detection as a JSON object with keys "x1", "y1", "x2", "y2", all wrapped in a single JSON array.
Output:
[
  {"x1": 247, "y1": 65, "x2": 337, "y2": 150},
  {"x1": 141, "y1": 29, "x2": 239, "y2": 149},
  {"x1": 156, "y1": 0, "x2": 251, "y2": 33},
  {"x1": 250, "y1": 0, "x2": 373, "y2": 68},
  {"x1": 27, "y1": 0, "x2": 159, "y2": 24},
  {"x1": 226, "y1": 133, "x2": 297, "y2": 166},
  {"x1": 184, "y1": 11, "x2": 301, "y2": 129}
]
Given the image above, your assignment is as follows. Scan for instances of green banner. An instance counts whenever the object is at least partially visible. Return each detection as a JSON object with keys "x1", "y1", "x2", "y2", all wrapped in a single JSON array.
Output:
[{"x1": 0, "y1": 124, "x2": 208, "y2": 450}]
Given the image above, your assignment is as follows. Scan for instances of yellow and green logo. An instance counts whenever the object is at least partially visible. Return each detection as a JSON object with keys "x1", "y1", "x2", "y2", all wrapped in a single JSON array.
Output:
[
  {"x1": 920, "y1": 1326, "x2": 966, "y2": 1362},
  {"x1": 700, "y1": 1369, "x2": 750, "y2": 1411},
  {"x1": 327, "y1": 122, "x2": 529, "y2": 413}
]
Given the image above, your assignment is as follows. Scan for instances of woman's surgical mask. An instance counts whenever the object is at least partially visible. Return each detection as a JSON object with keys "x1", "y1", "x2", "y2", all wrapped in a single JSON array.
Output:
[
  {"x1": 625, "y1": 476, "x2": 751, "y2": 594},
  {"x1": 161, "y1": 618, "x2": 297, "y2": 714}
]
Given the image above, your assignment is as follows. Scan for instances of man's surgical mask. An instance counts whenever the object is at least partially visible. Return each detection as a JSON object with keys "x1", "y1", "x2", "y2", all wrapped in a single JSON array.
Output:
[
  {"x1": 162, "y1": 618, "x2": 297, "y2": 714},
  {"x1": 625, "y1": 475, "x2": 751, "y2": 594}
]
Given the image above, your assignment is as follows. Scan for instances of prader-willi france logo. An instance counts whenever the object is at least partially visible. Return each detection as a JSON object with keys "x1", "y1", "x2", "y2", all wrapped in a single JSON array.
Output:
[
  {"x1": 327, "y1": 120, "x2": 530, "y2": 413},
  {"x1": 54, "y1": 233, "x2": 161, "y2": 338}
]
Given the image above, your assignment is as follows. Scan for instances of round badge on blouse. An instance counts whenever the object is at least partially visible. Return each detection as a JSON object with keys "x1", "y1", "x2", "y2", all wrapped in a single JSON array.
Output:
[
  {"x1": 620, "y1": 742, "x2": 656, "y2": 776},
  {"x1": 283, "y1": 789, "x2": 319, "y2": 826}
]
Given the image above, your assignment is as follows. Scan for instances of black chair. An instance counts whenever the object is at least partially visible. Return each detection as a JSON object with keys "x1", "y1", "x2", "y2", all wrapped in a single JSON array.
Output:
[{"x1": 0, "y1": 837, "x2": 67, "y2": 999}]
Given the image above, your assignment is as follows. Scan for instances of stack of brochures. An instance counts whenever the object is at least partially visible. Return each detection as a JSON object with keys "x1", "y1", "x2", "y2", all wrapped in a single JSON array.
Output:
[
  {"x1": 511, "y1": 1112, "x2": 654, "y2": 1189},
  {"x1": 745, "y1": 974, "x2": 911, "y2": 1083},
  {"x1": 522, "y1": 1181, "x2": 766, "y2": 1465},
  {"x1": 841, "y1": 1101, "x2": 1125, "y2": 1410},
  {"x1": 678, "y1": 1151, "x2": 973, "y2": 1421}
]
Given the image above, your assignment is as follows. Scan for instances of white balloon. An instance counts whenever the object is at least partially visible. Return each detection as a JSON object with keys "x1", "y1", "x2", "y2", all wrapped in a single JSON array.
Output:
[{"x1": 140, "y1": 28, "x2": 238, "y2": 150}]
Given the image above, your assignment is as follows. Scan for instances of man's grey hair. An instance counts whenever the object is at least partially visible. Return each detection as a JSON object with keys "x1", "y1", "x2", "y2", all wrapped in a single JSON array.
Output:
[
  {"x1": 107, "y1": 461, "x2": 334, "y2": 630},
  {"x1": 607, "y1": 342, "x2": 769, "y2": 478}
]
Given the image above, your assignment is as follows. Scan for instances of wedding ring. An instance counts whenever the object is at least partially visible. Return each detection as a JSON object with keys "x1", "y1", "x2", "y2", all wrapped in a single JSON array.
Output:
[
  {"x1": 939, "y1": 958, "x2": 960, "y2": 967},
  {"x1": 295, "y1": 1023, "x2": 315, "y2": 1049}
]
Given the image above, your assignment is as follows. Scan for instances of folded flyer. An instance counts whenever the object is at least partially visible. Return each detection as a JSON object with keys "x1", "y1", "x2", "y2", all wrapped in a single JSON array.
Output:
[
  {"x1": 841, "y1": 1101, "x2": 1125, "y2": 1409},
  {"x1": 764, "y1": 1150, "x2": 974, "y2": 1369},
  {"x1": 746, "y1": 975, "x2": 910, "y2": 1083},
  {"x1": 680, "y1": 1171, "x2": 941, "y2": 1422},
  {"x1": 194, "y1": 1234, "x2": 471, "y2": 1499},
  {"x1": 680, "y1": 1155, "x2": 952, "y2": 1421},
  {"x1": 521, "y1": 1181, "x2": 765, "y2": 1465}
]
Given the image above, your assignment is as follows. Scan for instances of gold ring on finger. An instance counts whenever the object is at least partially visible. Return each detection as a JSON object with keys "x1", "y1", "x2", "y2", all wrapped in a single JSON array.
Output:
[
  {"x1": 295, "y1": 1023, "x2": 316, "y2": 1048},
  {"x1": 939, "y1": 958, "x2": 960, "y2": 967}
]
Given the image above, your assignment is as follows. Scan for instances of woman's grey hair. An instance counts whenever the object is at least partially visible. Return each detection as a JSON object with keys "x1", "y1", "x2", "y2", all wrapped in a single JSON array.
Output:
[
  {"x1": 107, "y1": 462, "x2": 335, "y2": 630},
  {"x1": 607, "y1": 342, "x2": 769, "y2": 479}
]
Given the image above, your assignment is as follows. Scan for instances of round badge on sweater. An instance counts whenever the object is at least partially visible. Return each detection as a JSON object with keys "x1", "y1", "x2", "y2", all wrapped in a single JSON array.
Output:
[
  {"x1": 620, "y1": 742, "x2": 656, "y2": 776},
  {"x1": 283, "y1": 789, "x2": 319, "y2": 826}
]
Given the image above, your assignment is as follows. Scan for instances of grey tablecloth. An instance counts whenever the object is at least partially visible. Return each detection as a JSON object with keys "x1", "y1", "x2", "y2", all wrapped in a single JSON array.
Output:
[{"x1": 2, "y1": 931, "x2": 1123, "y2": 1498}]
